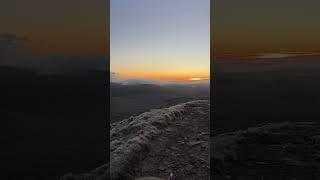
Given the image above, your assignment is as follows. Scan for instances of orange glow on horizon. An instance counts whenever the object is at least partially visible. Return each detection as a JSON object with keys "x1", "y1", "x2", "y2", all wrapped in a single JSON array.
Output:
[
  {"x1": 118, "y1": 72, "x2": 210, "y2": 81},
  {"x1": 189, "y1": 77, "x2": 209, "y2": 81}
]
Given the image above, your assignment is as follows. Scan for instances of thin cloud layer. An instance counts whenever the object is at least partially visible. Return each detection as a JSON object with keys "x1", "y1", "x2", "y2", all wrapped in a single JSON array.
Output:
[
  {"x1": 111, "y1": 72, "x2": 210, "y2": 86},
  {"x1": 0, "y1": 33, "x2": 107, "y2": 74}
]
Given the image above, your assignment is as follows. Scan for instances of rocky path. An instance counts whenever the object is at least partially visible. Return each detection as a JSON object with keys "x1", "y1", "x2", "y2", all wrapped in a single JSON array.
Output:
[
  {"x1": 134, "y1": 101, "x2": 210, "y2": 180},
  {"x1": 61, "y1": 100, "x2": 210, "y2": 180}
]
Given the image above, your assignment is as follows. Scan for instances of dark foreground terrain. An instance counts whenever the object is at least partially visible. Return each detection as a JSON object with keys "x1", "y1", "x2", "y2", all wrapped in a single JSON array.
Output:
[
  {"x1": 1, "y1": 66, "x2": 107, "y2": 179},
  {"x1": 212, "y1": 122, "x2": 320, "y2": 180},
  {"x1": 213, "y1": 57, "x2": 320, "y2": 179},
  {"x1": 1, "y1": 65, "x2": 208, "y2": 179},
  {"x1": 134, "y1": 100, "x2": 210, "y2": 180},
  {"x1": 63, "y1": 100, "x2": 210, "y2": 180},
  {"x1": 214, "y1": 57, "x2": 320, "y2": 132}
]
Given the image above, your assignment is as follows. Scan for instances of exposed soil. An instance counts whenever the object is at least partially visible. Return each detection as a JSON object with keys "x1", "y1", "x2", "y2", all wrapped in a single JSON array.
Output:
[
  {"x1": 61, "y1": 101, "x2": 210, "y2": 180},
  {"x1": 134, "y1": 101, "x2": 210, "y2": 180}
]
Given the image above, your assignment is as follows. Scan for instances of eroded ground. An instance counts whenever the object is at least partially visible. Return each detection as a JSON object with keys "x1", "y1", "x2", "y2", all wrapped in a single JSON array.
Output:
[{"x1": 134, "y1": 101, "x2": 210, "y2": 180}]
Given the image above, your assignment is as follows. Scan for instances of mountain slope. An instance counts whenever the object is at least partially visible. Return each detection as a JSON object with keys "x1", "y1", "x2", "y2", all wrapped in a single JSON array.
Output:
[
  {"x1": 212, "y1": 122, "x2": 320, "y2": 179},
  {"x1": 61, "y1": 100, "x2": 210, "y2": 180}
]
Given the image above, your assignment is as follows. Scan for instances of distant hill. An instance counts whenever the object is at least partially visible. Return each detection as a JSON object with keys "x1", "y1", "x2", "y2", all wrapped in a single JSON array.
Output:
[{"x1": 110, "y1": 82, "x2": 209, "y2": 122}]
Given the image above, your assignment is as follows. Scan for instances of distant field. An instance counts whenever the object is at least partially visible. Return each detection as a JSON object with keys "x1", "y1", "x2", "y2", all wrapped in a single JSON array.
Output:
[{"x1": 110, "y1": 83, "x2": 210, "y2": 122}]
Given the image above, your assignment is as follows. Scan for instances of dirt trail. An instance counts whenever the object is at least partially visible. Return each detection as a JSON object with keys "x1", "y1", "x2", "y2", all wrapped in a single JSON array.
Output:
[
  {"x1": 134, "y1": 101, "x2": 210, "y2": 180},
  {"x1": 60, "y1": 101, "x2": 210, "y2": 180}
]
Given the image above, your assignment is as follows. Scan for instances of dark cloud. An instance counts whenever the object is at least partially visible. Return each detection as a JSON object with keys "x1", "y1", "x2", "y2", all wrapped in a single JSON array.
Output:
[
  {"x1": 0, "y1": 33, "x2": 107, "y2": 74},
  {"x1": 0, "y1": 33, "x2": 32, "y2": 65},
  {"x1": 34, "y1": 54, "x2": 107, "y2": 74}
]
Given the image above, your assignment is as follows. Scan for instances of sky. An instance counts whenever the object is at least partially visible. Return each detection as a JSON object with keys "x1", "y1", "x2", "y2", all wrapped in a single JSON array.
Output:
[
  {"x1": 0, "y1": 0, "x2": 107, "y2": 55},
  {"x1": 214, "y1": 0, "x2": 320, "y2": 59},
  {"x1": 111, "y1": 0, "x2": 210, "y2": 81}
]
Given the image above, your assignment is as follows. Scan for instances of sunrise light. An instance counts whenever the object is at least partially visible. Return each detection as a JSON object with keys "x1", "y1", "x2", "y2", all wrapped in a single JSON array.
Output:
[{"x1": 189, "y1": 77, "x2": 208, "y2": 81}]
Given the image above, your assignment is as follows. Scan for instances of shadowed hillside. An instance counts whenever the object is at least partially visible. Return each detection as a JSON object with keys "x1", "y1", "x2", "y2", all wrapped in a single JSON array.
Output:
[
  {"x1": 1, "y1": 66, "x2": 107, "y2": 180},
  {"x1": 213, "y1": 57, "x2": 320, "y2": 179},
  {"x1": 111, "y1": 82, "x2": 209, "y2": 123},
  {"x1": 62, "y1": 100, "x2": 210, "y2": 180},
  {"x1": 212, "y1": 122, "x2": 320, "y2": 179},
  {"x1": 214, "y1": 57, "x2": 320, "y2": 133}
]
